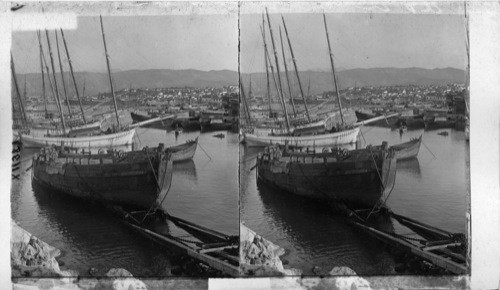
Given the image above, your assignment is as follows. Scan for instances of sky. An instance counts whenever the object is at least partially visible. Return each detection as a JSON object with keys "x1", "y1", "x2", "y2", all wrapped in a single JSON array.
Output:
[
  {"x1": 11, "y1": 11, "x2": 467, "y2": 75},
  {"x1": 11, "y1": 14, "x2": 239, "y2": 74},
  {"x1": 240, "y1": 12, "x2": 468, "y2": 73}
]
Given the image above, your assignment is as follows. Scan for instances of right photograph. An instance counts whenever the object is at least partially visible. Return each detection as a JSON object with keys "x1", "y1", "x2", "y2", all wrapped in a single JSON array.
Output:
[{"x1": 239, "y1": 3, "x2": 470, "y2": 277}]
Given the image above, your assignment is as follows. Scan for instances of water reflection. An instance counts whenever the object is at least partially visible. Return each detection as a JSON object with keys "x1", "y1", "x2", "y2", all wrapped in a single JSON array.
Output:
[
  {"x1": 396, "y1": 158, "x2": 421, "y2": 179},
  {"x1": 172, "y1": 160, "x2": 197, "y2": 180},
  {"x1": 30, "y1": 181, "x2": 165, "y2": 276},
  {"x1": 255, "y1": 179, "x2": 396, "y2": 275},
  {"x1": 241, "y1": 126, "x2": 468, "y2": 275}
]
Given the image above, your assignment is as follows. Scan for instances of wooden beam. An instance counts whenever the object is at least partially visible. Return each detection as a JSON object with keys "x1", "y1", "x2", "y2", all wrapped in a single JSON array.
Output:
[
  {"x1": 199, "y1": 245, "x2": 238, "y2": 254},
  {"x1": 422, "y1": 242, "x2": 462, "y2": 252}
]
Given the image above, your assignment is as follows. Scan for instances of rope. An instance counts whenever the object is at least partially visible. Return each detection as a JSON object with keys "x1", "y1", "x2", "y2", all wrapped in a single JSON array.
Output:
[
  {"x1": 359, "y1": 130, "x2": 385, "y2": 190},
  {"x1": 156, "y1": 161, "x2": 174, "y2": 209},
  {"x1": 421, "y1": 140, "x2": 436, "y2": 159},
  {"x1": 141, "y1": 148, "x2": 162, "y2": 223},
  {"x1": 197, "y1": 142, "x2": 212, "y2": 161}
]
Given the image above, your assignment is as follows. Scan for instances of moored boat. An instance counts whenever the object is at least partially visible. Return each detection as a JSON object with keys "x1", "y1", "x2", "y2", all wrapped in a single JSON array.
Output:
[
  {"x1": 390, "y1": 135, "x2": 422, "y2": 160},
  {"x1": 167, "y1": 137, "x2": 198, "y2": 162},
  {"x1": 256, "y1": 142, "x2": 397, "y2": 208},
  {"x1": 20, "y1": 128, "x2": 136, "y2": 149},
  {"x1": 32, "y1": 144, "x2": 173, "y2": 209},
  {"x1": 243, "y1": 127, "x2": 360, "y2": 148}
]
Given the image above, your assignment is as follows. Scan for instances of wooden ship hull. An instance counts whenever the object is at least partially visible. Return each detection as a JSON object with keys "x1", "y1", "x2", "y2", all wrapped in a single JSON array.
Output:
[
  {"x1": 20, "y1": 128, "x2": 136, "y2": 149},
  {"x1": 256, "y1": 143, "x2": 397, "y2": 208},
  {"x1": 32, "y1": 145, "x2": 173, "y2": 209},
  {"x1": 168, "y1": 137, "x2": 198, "y2": 162},
  {"x1": 29, "y1": 120, "x2": 103, "y2": 138},
  {"x1": 243, "y1": 127, "x2": 359, "y2": 148},
  {"x1": 172, "y1": 118, "x2": 201, "y2": 132},
  {"x1": 390, "y1": 135, "x2": 422, "y2": 160},
  {"x1": 393, "y1": 115, "x2": 425, "y2": 130}
]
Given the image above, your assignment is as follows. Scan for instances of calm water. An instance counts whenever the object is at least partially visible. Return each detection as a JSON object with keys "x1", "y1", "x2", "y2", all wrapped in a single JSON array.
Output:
[
  {"x1": 11, "y1": 128, "x2": 239, "y2": 277},
  {"x1": 240, "y1": 126, "x2": 469, "y2": 275}
]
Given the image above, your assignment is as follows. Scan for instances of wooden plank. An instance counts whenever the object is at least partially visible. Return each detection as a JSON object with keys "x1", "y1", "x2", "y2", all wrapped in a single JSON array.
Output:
[
  {"x1": 211, "y1": 250, "x2": 240, "y2": 264},
  {"x1": 422, "y1": 242, "x2": 462, "y2": 252},
  {"x1": 169, "y1": 215, "x2": 230, "y2": 241},
  {"x1": 129, "y1": 114, "x2": 175, "y2": 128},
  {"x1": 199, "y1": 245, "x2": 238, "y2": 254},
  {"x1": 391, "y1": 212, "x2": 453, "y2": 238},
  {"x1": 128, "y1": 223, "x2": 240, "y2": 277},
  {"x1": 434, "y1": 248, "x2": 467, "y2": 262},
  {"x1": 353, "y1": 221, "x2": 467, "y2": 274}
]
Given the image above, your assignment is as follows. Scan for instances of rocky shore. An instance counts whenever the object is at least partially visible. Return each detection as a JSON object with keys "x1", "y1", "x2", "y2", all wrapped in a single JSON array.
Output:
[
  {"x1": 240, "y1": 223, "x2": 374, "y2": 289},
  {"x1": 11, "y1": 220, "x2": 147, "y2": 289},
  {"x1": 240, "y1": 223, "x2": 301, "y2": 276}
]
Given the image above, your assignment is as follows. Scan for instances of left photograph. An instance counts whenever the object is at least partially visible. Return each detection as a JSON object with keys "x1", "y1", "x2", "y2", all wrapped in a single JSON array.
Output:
[{"x1": 10, "y1": 3, "x2": 240, "y2": 284}]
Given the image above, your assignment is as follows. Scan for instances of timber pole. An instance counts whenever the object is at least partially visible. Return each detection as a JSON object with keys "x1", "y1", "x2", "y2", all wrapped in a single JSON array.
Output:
[
  {"x1": 323, "y1": 13, "x2": 345, "y2": 124},
  {"x1": 45, "y1": 29, "x2": 67, "y2": 132},
  {"x1": 265, "y1": 8, "x2": 291, "y2": 133},
  {"x1": 279, "y1": 27, "x2": 296, "y2": 116},
  {"x1": 282, "y1": 15, "x2": 311, "y2": 123},
  {"x1": 100, "y1": 15, "x2": 121, "y2": 128},
  {"x1": 60, "y1": 28, "x2": 87, "y2": 123}
]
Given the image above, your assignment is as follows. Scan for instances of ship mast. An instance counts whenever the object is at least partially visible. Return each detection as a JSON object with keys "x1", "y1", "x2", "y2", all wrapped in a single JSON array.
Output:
[
  {"x1": 100, "y1": 15, "x2": 121, "y2": 128},
  {"x1": 307, "y1": 76, "x2": 311, "y2": 98},
  {"x1": 464, "y1": 3, "x2": 470, "y2": 115},
  {"x1": 45, "y1": 29, "x2": 67, "y2": 132},
  {"x1": 55, "y1": 30, "x2": 72, "y2": 117},
  {"x1": 261, "y1": 25, "x2": 287, "y2": 125},
  {"x1": 38, "y1": 31, "x2": 62, "y2": 123},
  {"x1": 23, "y1": 76, "x2": 27, "y2": 103},
  {"x1": 265, "y1": 8, "x2": 291, "y2": 133},
  {"x1": 82, "y1": 78, "x2": 86, "y2": 101},
  {"x1": 10, "y1": 54, "x2": 28, "y2": 128},
  {"x1": 279, "y1": 27, "x2": 297, "y2": 116},
  {"x1": 282, "y1": 16, "x2": 311, "y2": 123},
  {"x1": 262, "y1": 14, "x2": 273, "y2": 118},
  {"x1": 39, "y1": 42, "x2": 47, "y2": 117},
  {"x1": 60, "y1": 28, "x2": 87, "y2": 123},
  {"x1": 323, "y1": 13, "x2": 345, "y2": 124},
  {"x1": 239, "y1": 76, "x2": 252, "y2": 126}
]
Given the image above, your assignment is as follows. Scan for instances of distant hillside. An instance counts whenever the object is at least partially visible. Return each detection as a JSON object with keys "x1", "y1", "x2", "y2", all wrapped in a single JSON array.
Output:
[
  {"x1": 242, "y1": 67, "x2": 466, "y2": 96},
  {"x1": 17, "y1": 67, "x2": 464, "y2": 98},
  {"x1": 17, "y1": 69, "x2": 239, "y2": 97}
]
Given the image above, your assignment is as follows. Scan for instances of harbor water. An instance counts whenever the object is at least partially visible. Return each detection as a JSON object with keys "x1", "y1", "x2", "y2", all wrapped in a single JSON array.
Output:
[
  {"x1": 11, "y1": 128, "x2": 239, "y2": 277},
  {"x1": 240, "y1": 126, "x2": 469, "y2": 275}
]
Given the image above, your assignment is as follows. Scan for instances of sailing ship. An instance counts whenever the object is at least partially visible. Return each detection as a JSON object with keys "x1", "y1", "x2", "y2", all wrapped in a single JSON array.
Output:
[
  {"x1": 242, "y1": 12, "x2": 390, "y2": 148},
  {"x1": 32, "y1": 144, "x2": 173, "y2": 209},
  {"x1": 256, "y1": 142, "x2": 397, "y2": 208},
  {"x1": 17, "y1": 18, "x2": 136, "y2": 148}
]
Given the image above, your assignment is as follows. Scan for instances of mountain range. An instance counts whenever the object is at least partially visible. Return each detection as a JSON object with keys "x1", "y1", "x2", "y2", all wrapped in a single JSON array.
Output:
[{"x1": 17, "y1": 67, "x2": 465, "y2": 98}]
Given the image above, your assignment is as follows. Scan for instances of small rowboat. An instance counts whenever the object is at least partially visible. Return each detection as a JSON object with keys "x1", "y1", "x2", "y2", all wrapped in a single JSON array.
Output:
[
  {"x1": 390, "y1": 135, "x2": 422, "y2": 160},
  {"x1": 167, "y1": 137, "x2": 198, "y2": 163}
]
